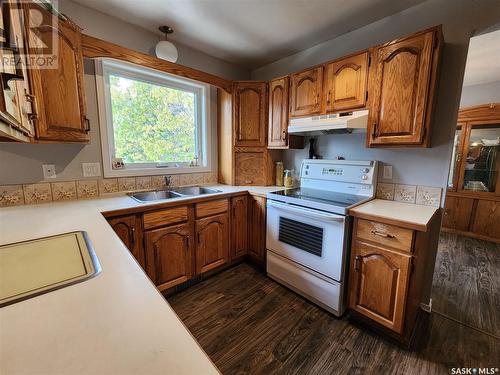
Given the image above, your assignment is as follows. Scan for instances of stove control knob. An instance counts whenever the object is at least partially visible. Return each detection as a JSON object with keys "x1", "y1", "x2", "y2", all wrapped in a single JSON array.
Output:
[
  {"x1": 362, "y1": 168, "x2": 370, "y2": 173},
  {"x1": 361, "y1": 175, "x2": 368, "y2": 181}
]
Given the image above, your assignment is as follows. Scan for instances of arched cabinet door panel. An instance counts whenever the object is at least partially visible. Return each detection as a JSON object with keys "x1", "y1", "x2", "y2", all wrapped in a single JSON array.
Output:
[
  {"x1": 324, "y1": 52, "x2": 369, "y2": 112},
  {"x1": 233, "y1": 82, "x2": 267, "y2": 147},
  {"x1": 367, "y1": 27, "x2": 441, "y2": 147},
  {"x1": 268, "y1": 77, "x2": 288, "y2": 148},
  {"x1": 195, "y1": 213, "x2": 229, "y2": 274},
  {"x1": 107, "y1": 215, "x2": 145, "y2": 268},
  {"x1": 24, "y1": 2, "x2": 89, "y2": 142},
  {"x1": 144, "y1": 223, "x2": 193, "y2": 290},
  {"x1": 290, "y1": 67, "x2": 323, "y2": 117},
  {"x1": 349, "y1": 242, "x2": 411, "y2": 334}
]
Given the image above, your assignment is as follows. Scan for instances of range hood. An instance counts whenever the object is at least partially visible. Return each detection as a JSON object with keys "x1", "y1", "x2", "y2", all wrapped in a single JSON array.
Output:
[{"x1": 288, "y1": 110, "x2": 368, "y2": 135}]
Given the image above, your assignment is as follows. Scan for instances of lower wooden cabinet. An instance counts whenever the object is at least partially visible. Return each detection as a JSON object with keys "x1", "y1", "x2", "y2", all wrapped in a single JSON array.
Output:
[
  {"x1": 442, "y1": 194, "x2": 500, "y2": 242},
  {"x1": 107, "y1": 214, "x2": 145, "y2": 268},
  {"x1": 196, "y1": 213, "x2": 229, "y2": 274},
  {"x1": 231, "y1": 195, "x2": 248, "y2": 261},
  {"x1": 144, "y1": 222, "x2": 194, "y2": 290},
  {"x1": 349, "y1": 242, "x2": 411, "y2": 334},
  {"x1": 248, "y1": 196, "x2": 267, "y2": 265}
]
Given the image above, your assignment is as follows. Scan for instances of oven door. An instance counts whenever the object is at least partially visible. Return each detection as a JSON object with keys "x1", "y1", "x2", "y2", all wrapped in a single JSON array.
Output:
[{"x1": 266, "y1": 200, "x2": 348, "y2": 282}]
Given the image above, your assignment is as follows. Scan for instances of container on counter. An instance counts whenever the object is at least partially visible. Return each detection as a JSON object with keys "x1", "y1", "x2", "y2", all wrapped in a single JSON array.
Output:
[
  {"x1": 284, "y1": 169, "x2": 295, "y2": 188},
  {"x1": 275, "y1": 162, "x2": 284, "y2": 187}
]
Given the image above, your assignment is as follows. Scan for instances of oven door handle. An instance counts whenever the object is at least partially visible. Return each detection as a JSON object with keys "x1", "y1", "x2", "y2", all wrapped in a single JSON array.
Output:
[{"x1": 267, "y1": 201, "x2": 345, "y2": 222}]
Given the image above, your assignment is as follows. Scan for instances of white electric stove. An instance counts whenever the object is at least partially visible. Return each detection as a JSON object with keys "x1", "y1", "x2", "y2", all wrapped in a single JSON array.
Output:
[{"x1": 266, "y1": 159, "x2": 378, "y2": 316}]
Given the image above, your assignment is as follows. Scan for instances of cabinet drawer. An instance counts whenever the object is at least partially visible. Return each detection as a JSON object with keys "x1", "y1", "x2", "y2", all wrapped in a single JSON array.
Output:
[
  {"x1": 356, "y1": 219, "x2": 414, "y2": 252},
  {"x1": 196, "y1": 199, "x2": 229, "y2": 218},
  {"x1": 143, "y1": 206, "x2": 188, "y2": 230}
]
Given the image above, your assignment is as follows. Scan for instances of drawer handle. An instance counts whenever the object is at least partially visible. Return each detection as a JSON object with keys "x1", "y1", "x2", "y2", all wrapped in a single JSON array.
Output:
[{"x1": 371, "y1": 230, "x2": 395, "y2": 239}]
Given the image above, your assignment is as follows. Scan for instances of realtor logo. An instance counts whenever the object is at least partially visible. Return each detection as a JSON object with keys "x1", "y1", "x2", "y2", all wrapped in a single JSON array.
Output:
[{"x1": 1, "y1": 0, "x2": 60, "y2": 69}]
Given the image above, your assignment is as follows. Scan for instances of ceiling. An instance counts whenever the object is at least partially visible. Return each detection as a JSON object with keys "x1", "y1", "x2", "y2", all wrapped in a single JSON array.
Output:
[
  {"x1": 72, "y1": 0, "x2": 427, "y2": 69},
  {"x1": 463, "y1": 29, "x2": 500, "y2": 87}
]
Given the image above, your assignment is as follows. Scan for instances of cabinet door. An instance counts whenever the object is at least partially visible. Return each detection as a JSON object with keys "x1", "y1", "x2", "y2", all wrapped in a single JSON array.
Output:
[
  {"x1": 472, "y1": 200, "x2": 500, "y2": 240},
  {"x1": 290, "y1": 67, "x2": 323, "y2": 117},
  {"x1": 234, "y1": 150, "x2": 266, "y2": 186},
  {"x1": 233, "y1": 82, "x2": 267, "y2": 147},
  {"x1": 324, "y1": 52, "x2": 369, "y2": 112},
  {"x1": 231, "y1": 195, "x2": 248, "y2": 260},
  {"x1": 144, "y1": 223, "x2": 194, "y2": 290},
  {"x1": 442, "y1": 196, "x2": 474, "y2": 232},
  {"x1": 108, "y1": 215, "x2": 145, "y2": 268},
  {"x1": 368, "y1": 29, "x2": 438, "y2": 146},
  {"x1": 24, "y1": 3, "x2": 89, "y2": 142},
  {"x1": 349, "y1": 242, "x2": 411, "y2": 334},
  {"x1": 196, "y1": 213, "x2": 229, "y2": 274},
  {"x1": 268, "y1": 77, "x2": 289, "y2": 148},
  {"x1": 248, "y1": 196, "x2": 266, "y2": 265}
]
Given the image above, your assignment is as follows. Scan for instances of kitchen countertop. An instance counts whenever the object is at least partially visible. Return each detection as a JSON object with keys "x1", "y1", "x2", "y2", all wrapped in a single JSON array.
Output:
[
  {"x1": 0, "y1": 184, "x2": 284, "y2": 375},
  {"x1": 349, "y1": 199, "x2": 440, "y2": 232}
]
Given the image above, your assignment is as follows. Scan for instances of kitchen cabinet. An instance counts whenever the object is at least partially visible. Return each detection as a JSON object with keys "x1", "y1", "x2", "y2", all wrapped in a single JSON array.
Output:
[
  {"x1": 367, "y1": 26, "x2": 442, "y2": 147},
  {"x1": 196, "y1": 213, "x2": 229, "y2": 274},
  {"x1": 233, "y1": 81, "x2": 267, "y2": 147},
  {"x1": 442, "y1": 196, "x2": 474, "y2": 232},
  {"x1": 350, "y1": 241, "x2": 411, "y2": 334},
  {"x1": 442, "y1": 104, "x2": 500, "y2": 242},
  {"x1": 0, "y1": 0, "x2": 34, "y2": 142},
  {"x1": 268, "y1": 77, "x2": 303, "y2": 149},
  {"x1": 144, "y1": 222, "x2": 194, "y2": 290},
  {"x1": 324, "y1": 51, "x2": 369, "y2": 113},
  {"x1": 289, "y1": 66, "x2": 323, "y2": 117},
  {"x1": 248, "y1": 195, "x2": 266, "y2": 265},
  {"x1": 218, "y1": 88, "x2": 278, "y2": 186},
  {"x1": 348, "y1": 213, "x2": 442, "y2": 346},
  {"x1": 23, "y1": 2, "x2": 89, "y2": 142},
  {"x1": 107, "y1": 214, "x2": 145, "y2": 268},
  {"x1": 231, "y1": 195, "x2": 248, "y2": 261}
]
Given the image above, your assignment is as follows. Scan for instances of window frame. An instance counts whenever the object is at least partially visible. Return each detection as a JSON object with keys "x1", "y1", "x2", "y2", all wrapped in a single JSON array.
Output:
[{"x1": 95, "y1": 59, "x2": 213, "y2": 178}]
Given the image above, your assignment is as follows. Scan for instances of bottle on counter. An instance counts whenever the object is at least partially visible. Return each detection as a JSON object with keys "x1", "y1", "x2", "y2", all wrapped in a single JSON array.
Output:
[
  {"x1": 284, "y1": 169, "x2": 295, "y2": 188},
  {"x1": 275, "y1": 162, "x2": 284, "y2": 187}
]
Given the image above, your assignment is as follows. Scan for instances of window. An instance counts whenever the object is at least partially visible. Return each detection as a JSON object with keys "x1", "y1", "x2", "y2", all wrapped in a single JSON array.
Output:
[{"x1": 96, "y1": 59, "x2": 213, "y2": 177}]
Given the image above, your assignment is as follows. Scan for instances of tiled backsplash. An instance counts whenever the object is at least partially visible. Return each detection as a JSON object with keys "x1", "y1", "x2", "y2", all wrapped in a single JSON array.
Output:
[
  {"x1": 376, "y1": 183, "x2": 442, "y2": 207},
  {"x1": 0, "y1": 173, "x2": 217, "y2": 207}
]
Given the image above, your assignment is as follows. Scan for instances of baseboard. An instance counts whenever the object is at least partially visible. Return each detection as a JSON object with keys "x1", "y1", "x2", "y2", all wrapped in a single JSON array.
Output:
[{"x1": 420, "y1": 298, "x2": 432, "y2": 313}]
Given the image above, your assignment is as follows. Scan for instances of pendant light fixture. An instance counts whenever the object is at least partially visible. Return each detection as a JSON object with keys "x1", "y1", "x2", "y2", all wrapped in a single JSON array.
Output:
[{"x1": 156, "y1": 26, "x2": 178, "y2": 63}]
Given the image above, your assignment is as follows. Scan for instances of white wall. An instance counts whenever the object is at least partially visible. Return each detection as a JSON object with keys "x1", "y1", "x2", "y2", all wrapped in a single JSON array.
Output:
[
  {"x1": 0, "y1": 0, "x2": 249, "y2": 185},
  {"x1": 251, "y1": 0, "x2": 500, "y2": 190},
  {"x1": 460, "y1": 81, "x2": 500, "y2": 108}
]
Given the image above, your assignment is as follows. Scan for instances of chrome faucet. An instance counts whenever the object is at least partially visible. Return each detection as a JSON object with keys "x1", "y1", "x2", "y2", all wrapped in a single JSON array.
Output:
[{"x1": 164, "y1": 176, "x2": 172, "y2": 188}]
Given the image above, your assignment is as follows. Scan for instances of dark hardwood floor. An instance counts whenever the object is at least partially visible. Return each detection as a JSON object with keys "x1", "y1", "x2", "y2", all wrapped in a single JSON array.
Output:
[
  {"x1": 168, "y1": 263, "x2": 499, "y2": 375},
  {"x1": 432, "y1": 232, "x2": 500, "y2": 337}
]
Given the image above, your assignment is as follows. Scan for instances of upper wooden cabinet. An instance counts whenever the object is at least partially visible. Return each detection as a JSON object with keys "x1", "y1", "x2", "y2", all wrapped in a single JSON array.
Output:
[
  {"x1": 233, "y1": 81, "x2": 267, "y2": 147},
  {"x1": 324, "y1": 52, "x2": 369, "y2": 112},
  {"x1": 23, "y1": 2, "x2": 89, "y2": 142},
  {"x1": 367, "y1": 27, "x2": 442, "y2": 147},
  {"x1": 289, "y1": 66, "x2": 323, "y2": 117},
  {"x1": 268, "y1": 77, "x2": 303, "y2": 149},
  {"x1": 144, "y1": 222, "x2": 194, "y2": 290}
]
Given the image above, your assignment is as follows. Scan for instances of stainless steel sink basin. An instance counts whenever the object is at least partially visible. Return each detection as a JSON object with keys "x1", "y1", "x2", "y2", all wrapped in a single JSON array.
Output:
[
  {"x1": 171, "y1": 186, "x2": 222, "y2": 196},
  {"x1": 130, "y1": 190, "x2": 183, "y2": 202}
]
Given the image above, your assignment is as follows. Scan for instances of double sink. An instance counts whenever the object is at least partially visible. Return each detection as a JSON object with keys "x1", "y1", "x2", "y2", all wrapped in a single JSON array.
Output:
[{"x1": 130, "y1": 186, "x2": 222, "y2": 203}]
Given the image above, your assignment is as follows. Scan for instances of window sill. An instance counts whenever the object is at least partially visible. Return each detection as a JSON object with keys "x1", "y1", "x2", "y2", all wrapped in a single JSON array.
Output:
[{"x1": 103, "y1": 165, "x2": 212, "y2": 178}]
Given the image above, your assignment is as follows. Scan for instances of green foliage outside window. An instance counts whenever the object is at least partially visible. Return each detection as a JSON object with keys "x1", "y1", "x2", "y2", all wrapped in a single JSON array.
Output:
[{"x1": 109, "y1": 74, "x2": 197, "y2": 164}]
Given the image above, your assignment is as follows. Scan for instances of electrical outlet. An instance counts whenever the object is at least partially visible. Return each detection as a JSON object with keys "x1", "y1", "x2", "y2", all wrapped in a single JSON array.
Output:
[
  {"x1": 383, "y1": 165, "x2": 393, "y2": 180},
  {"x1": 82, "y1": 163, "x2": 101, "y2": 178},
  {"x1": 42, "y1": 164, "x2": 56, "y2": 179}
]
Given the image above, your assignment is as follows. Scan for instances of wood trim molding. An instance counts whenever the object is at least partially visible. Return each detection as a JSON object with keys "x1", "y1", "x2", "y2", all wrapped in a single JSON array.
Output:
[
  {"x1": 458, "y1": 103, "x2": 500, "y2": 122},
  {"x1": 81, "y1": 34, "x2": 233, "y2": 93}
]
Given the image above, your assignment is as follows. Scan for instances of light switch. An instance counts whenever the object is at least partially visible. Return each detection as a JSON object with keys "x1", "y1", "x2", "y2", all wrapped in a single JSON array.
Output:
[
  {"x1": 383, "y1": 165, "x2": 393, "y2": 180},
  {"x1": 82, "y1": 163, "x2": 101, "y2": 178},
  {"x1": 42, "y1": 164, "x2": 56, "y2": 179}
]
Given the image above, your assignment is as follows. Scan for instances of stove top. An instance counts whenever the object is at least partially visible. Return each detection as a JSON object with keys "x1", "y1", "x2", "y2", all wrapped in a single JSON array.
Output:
[
  {"x1": 271, "y1": 188, "x2": 367, "y2": 208},
  {"x1": 267, "y1": 159, "x2": 378, "y2": 215}
]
